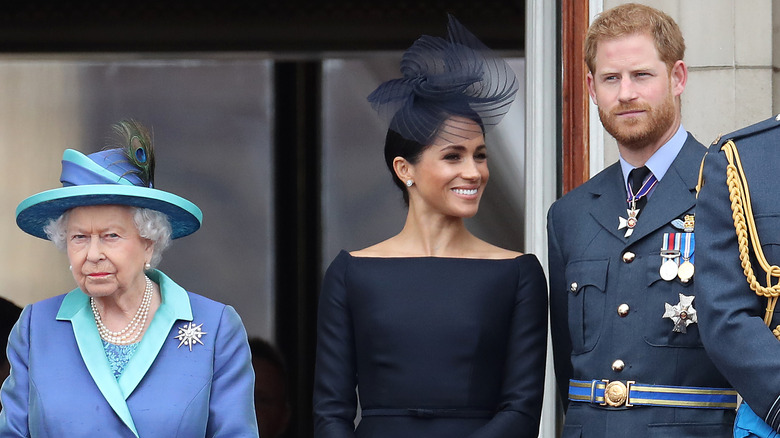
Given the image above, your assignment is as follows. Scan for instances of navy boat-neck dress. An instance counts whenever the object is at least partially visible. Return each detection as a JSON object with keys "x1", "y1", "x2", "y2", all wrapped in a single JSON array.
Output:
[{"x1": 313, "y1": 250, "x2": 548, "y2": 437}]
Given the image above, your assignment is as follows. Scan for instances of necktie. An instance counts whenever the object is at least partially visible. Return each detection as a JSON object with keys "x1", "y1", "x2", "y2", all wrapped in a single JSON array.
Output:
[{"x1": 628, "y1": 166, "x2": 652, "y2": 212}]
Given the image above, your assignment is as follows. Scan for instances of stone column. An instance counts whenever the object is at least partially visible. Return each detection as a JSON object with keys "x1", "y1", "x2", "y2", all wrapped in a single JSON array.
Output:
[{"x1": 0, "y1": 61, "x2": 83, "y2": 306}]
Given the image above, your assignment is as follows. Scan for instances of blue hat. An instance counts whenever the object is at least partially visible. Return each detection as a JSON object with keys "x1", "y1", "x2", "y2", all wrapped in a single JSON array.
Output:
[{"x1": 16, "y1": 122, "x2": 202, "y2": 240}]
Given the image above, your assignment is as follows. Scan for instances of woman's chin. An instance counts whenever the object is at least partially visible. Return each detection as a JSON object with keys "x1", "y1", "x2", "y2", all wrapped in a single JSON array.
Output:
[
  {"x1": 81, "y1": 285, "x2": 119, "y2": 299},
  {"x1": 451, "y1": 207, "x2": 480, "y2": 219}
]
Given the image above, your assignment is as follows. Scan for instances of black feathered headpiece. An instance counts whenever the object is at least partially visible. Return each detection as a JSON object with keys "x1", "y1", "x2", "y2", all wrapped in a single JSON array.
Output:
[{"x1": 367, "y1": 15, "x2": 518, "y2": 145}]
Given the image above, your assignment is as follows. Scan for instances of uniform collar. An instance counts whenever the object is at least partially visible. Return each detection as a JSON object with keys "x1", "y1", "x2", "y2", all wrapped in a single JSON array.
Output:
[{"x1": 619, "y1": 124, "x2": 688, "y2": 186}]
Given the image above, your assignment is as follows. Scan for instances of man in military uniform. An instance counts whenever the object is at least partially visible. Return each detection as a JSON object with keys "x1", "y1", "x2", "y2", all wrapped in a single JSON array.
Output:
[
  {"x1": 696, "y1": 115, "x2": 780, "y2": 437},
  {"x1": 547, "y1": 3, "x2": 736, "y2": 436}
]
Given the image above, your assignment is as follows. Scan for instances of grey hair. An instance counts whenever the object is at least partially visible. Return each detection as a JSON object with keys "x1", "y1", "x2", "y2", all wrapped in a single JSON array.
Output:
[
  {"x1": 44, "y1": 211, "x2": 71, "y2": 252},
  {"x1": 43, "y1": 207, "x2": 172, "y2": 268}
]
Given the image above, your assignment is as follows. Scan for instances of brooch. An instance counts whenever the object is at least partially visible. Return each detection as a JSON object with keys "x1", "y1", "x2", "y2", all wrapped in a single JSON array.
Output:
[{"x1": 174, "y1": 322, "x2": 207, "y2": 351}]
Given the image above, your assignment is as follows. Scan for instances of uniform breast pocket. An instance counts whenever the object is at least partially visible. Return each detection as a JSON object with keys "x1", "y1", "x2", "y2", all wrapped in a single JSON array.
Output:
[
  {"x1": 643, "y1": 254, "x2": 702, "y2": 348},
  {"x1": 756, "y1": 215, "x2": 780, "y2": 326},
  {"x1": 757, "y1": 215, "x2": 780, "y2": 266},
  {"x1": 565, "y1": 259, "x2": 609, "y2": 354}
]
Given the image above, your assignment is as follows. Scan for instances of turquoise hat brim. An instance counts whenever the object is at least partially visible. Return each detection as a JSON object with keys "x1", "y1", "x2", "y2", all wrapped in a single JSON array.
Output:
[{"x1": 16, "y1": 184, "x2": 202, "y2": 240}]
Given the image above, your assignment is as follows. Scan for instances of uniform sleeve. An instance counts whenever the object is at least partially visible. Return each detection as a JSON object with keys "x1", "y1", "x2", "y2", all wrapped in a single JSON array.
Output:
[
  {"x1": 468, "y1": 255, "x2": 548, "y2": 438},
  {"x1": 696, "y1": 148, "x2": 780, "y2": 430},
  {"x1": 206, "y1": 305, "x2": 259, "y2": 438},
  {"x1": 313, "y1": 253, "x2": 357, "y2": 437},
  {"x1": 0, "y1": 305, "x2": 31, "y2": 438},
  {"x1": 547, "y1": 201, "x2": 573, "y2": 409}
]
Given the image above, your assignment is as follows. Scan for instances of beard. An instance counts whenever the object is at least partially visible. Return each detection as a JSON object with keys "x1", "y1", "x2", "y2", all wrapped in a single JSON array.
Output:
[{"x1": 598, "y1": 89, "x2": 677, "y2": 151}]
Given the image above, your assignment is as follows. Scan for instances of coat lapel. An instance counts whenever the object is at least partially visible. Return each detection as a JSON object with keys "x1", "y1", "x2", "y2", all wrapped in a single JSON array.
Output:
[
  {"x1": 54, "y1": 271, "x2": 194, "y2": 438},
  {"x1": 117, "y1": 270, "x2": 192, "y2": 398},
  {"x1": 56, "y1": 291, "x2": 140, "y2": 438},
  {"x1": 626, "y1": 136, "x2": 703, "y2": 244},
  {"x1": 589, "y1": 164, "x2": 631, "y2": 241}
]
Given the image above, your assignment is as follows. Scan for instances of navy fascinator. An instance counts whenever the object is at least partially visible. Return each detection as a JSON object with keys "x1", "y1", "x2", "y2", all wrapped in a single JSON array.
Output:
[{"x1": 367, "y1": 15, "x2": 518, "y2": 145}]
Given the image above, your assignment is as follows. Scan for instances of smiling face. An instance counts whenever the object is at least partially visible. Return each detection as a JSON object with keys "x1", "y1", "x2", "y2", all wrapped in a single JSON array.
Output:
[
  {"x1": 402, "y1": 116, "x2": 488, "y2": 219},
  {"x1": 587, "y1": 32, "x2": 686, "y2": 159},
  {"x1": 66, "y1": 205, "x2": 153, "y2": 299}
]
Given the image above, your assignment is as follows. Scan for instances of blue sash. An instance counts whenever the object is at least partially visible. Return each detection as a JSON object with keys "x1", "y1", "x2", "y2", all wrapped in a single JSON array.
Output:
[{"x1": 735, "y1": 403, "x2": 779, "y2": 438}]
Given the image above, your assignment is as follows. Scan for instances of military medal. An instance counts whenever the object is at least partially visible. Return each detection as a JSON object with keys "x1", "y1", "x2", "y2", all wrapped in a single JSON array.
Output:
[
  {"x1": 660, "y1": 258, "x2": 678, "y2": 281},
  {"x1": 619, "y1": 171, "x2": 658, "y2": 238},
  {"x1": 618, "y1": 208, "x2": 640, "y2": 237},
  {"x1": 677, "y1": 230, "x2": 695, "y2": 283},
  {"x1": 663, "y1": 293, "x2": 698, "y2": 333},
  {"x1": 678, "y1": 261, "x2": 694, "y2": 282},
  {"x1": 659, "y1": 233, "x2": 681, "y2": 281}
]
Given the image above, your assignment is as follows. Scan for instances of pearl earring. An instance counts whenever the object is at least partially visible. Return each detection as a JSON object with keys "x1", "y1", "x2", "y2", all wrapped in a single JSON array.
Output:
[
  {"x1": 145, "y1": 262, "x2": 151, "y2": 271},
  {"x1": 406, "y1": 179, "x2": 414, "y2": 187},
  {"x1": 68, "y1": 265, "x2": 72, "y2": 271}
]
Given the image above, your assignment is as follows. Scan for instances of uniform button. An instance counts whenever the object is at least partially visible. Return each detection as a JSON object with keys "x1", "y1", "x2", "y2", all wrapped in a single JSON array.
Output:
[
  {"x1": 612, "y1": 359, "x2": 625, "y2": 372},
  {"x1": 570, "y1": 282, "x2": 578, "y2": 292},
  {"x1": 622, "y1": 251, "x2": 636, "y2": 263},
  {"x1": 617, "y1": 303, "x2": 630, "y2": 317}
]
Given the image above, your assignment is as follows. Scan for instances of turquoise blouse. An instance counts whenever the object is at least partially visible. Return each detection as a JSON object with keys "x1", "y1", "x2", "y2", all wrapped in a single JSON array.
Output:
[{"x1": 102, "y1": 341, "x2": 139, "y2": 379}]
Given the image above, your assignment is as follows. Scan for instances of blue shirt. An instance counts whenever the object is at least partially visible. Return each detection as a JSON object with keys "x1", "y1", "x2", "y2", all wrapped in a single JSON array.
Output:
[{"x1": 619, "y1": 124, "x2": 687, "y2": 198}]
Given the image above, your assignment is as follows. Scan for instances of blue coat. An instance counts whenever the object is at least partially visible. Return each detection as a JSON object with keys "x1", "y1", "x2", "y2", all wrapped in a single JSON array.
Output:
[
  {"x1": 696, "y1": 115, "x2": 780, "y2": 433},
  {"x1": 547, "y1": 134, "x2": 735, "y2": 437},
  {"x1": 0, "y1": 270, "x2": 258, "y2": 438}
]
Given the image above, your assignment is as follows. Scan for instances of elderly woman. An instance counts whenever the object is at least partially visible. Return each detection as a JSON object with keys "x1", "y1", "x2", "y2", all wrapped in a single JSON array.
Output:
[
  {"x1": 0, "y1": 121, "x2": 258, "y2": 437},
  {"x1": 313, "y1": 16, "x2": 548, "y2": 437}
]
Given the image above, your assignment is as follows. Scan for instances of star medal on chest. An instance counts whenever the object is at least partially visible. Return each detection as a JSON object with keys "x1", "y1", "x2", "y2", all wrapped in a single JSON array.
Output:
[
  {"x1": 618, "y1": 208, "x2": 640, "y2": 237},
  {"x1": 663, "y1": 293, "x2": 697, "y2": 333},
  {"x1": 174, "y1": 322, "x2": 207, "y2": 351},
  {"x1": 618, "y1": 169, "x2": 657, "y2": 238}
]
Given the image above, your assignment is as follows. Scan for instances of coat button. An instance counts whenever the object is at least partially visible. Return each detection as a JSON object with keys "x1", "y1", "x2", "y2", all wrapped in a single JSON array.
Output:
[
  {"x1": 617, "y1": 303, "x2": 630, "y2": 317},
  {"x1": 612, "y1": 359, "x2": 625, "y2": 372},
  {"x1": 622, "y1": 251, "x2": 636, "y2": 263},
  {"x1": 570, "y1": 282, "x2": 578, "y2": 292}
]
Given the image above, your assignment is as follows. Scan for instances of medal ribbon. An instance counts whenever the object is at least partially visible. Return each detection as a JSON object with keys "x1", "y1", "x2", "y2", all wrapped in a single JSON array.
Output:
[
  {"x1": 663, "y1": 233, "x2": 681, "y2": 262},
  {"x1": 682, "y1": 232, "x2": 695, "y2": 263},
  {"x1": 626, "y1": 173, "x2": 658, "y2": 205},
  {"x1": 662, "y1": 232, "x2": 671, "y2": 253},
  {"x1": 675, "y1": 233, "x2": 682, "y2": 257}
]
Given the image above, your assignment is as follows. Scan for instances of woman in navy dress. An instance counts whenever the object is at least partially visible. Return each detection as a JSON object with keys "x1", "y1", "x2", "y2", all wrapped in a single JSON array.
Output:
[{"x1": 313, "y1": 16, "x2": 548, "y2": 438}]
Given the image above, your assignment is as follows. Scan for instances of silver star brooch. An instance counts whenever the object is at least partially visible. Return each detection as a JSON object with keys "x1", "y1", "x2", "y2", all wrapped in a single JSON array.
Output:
[
  {"x1": 663, "y1": 293, "x2": 698, "y2": 333},
  {"x1": 174, "y1": 322, "x2": 207, "y2": 351}
]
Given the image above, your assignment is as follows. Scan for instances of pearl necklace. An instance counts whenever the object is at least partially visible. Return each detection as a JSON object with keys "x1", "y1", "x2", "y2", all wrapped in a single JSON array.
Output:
[{"x1": 90, "y1": 275, "x2": 153, "y2": 345}]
